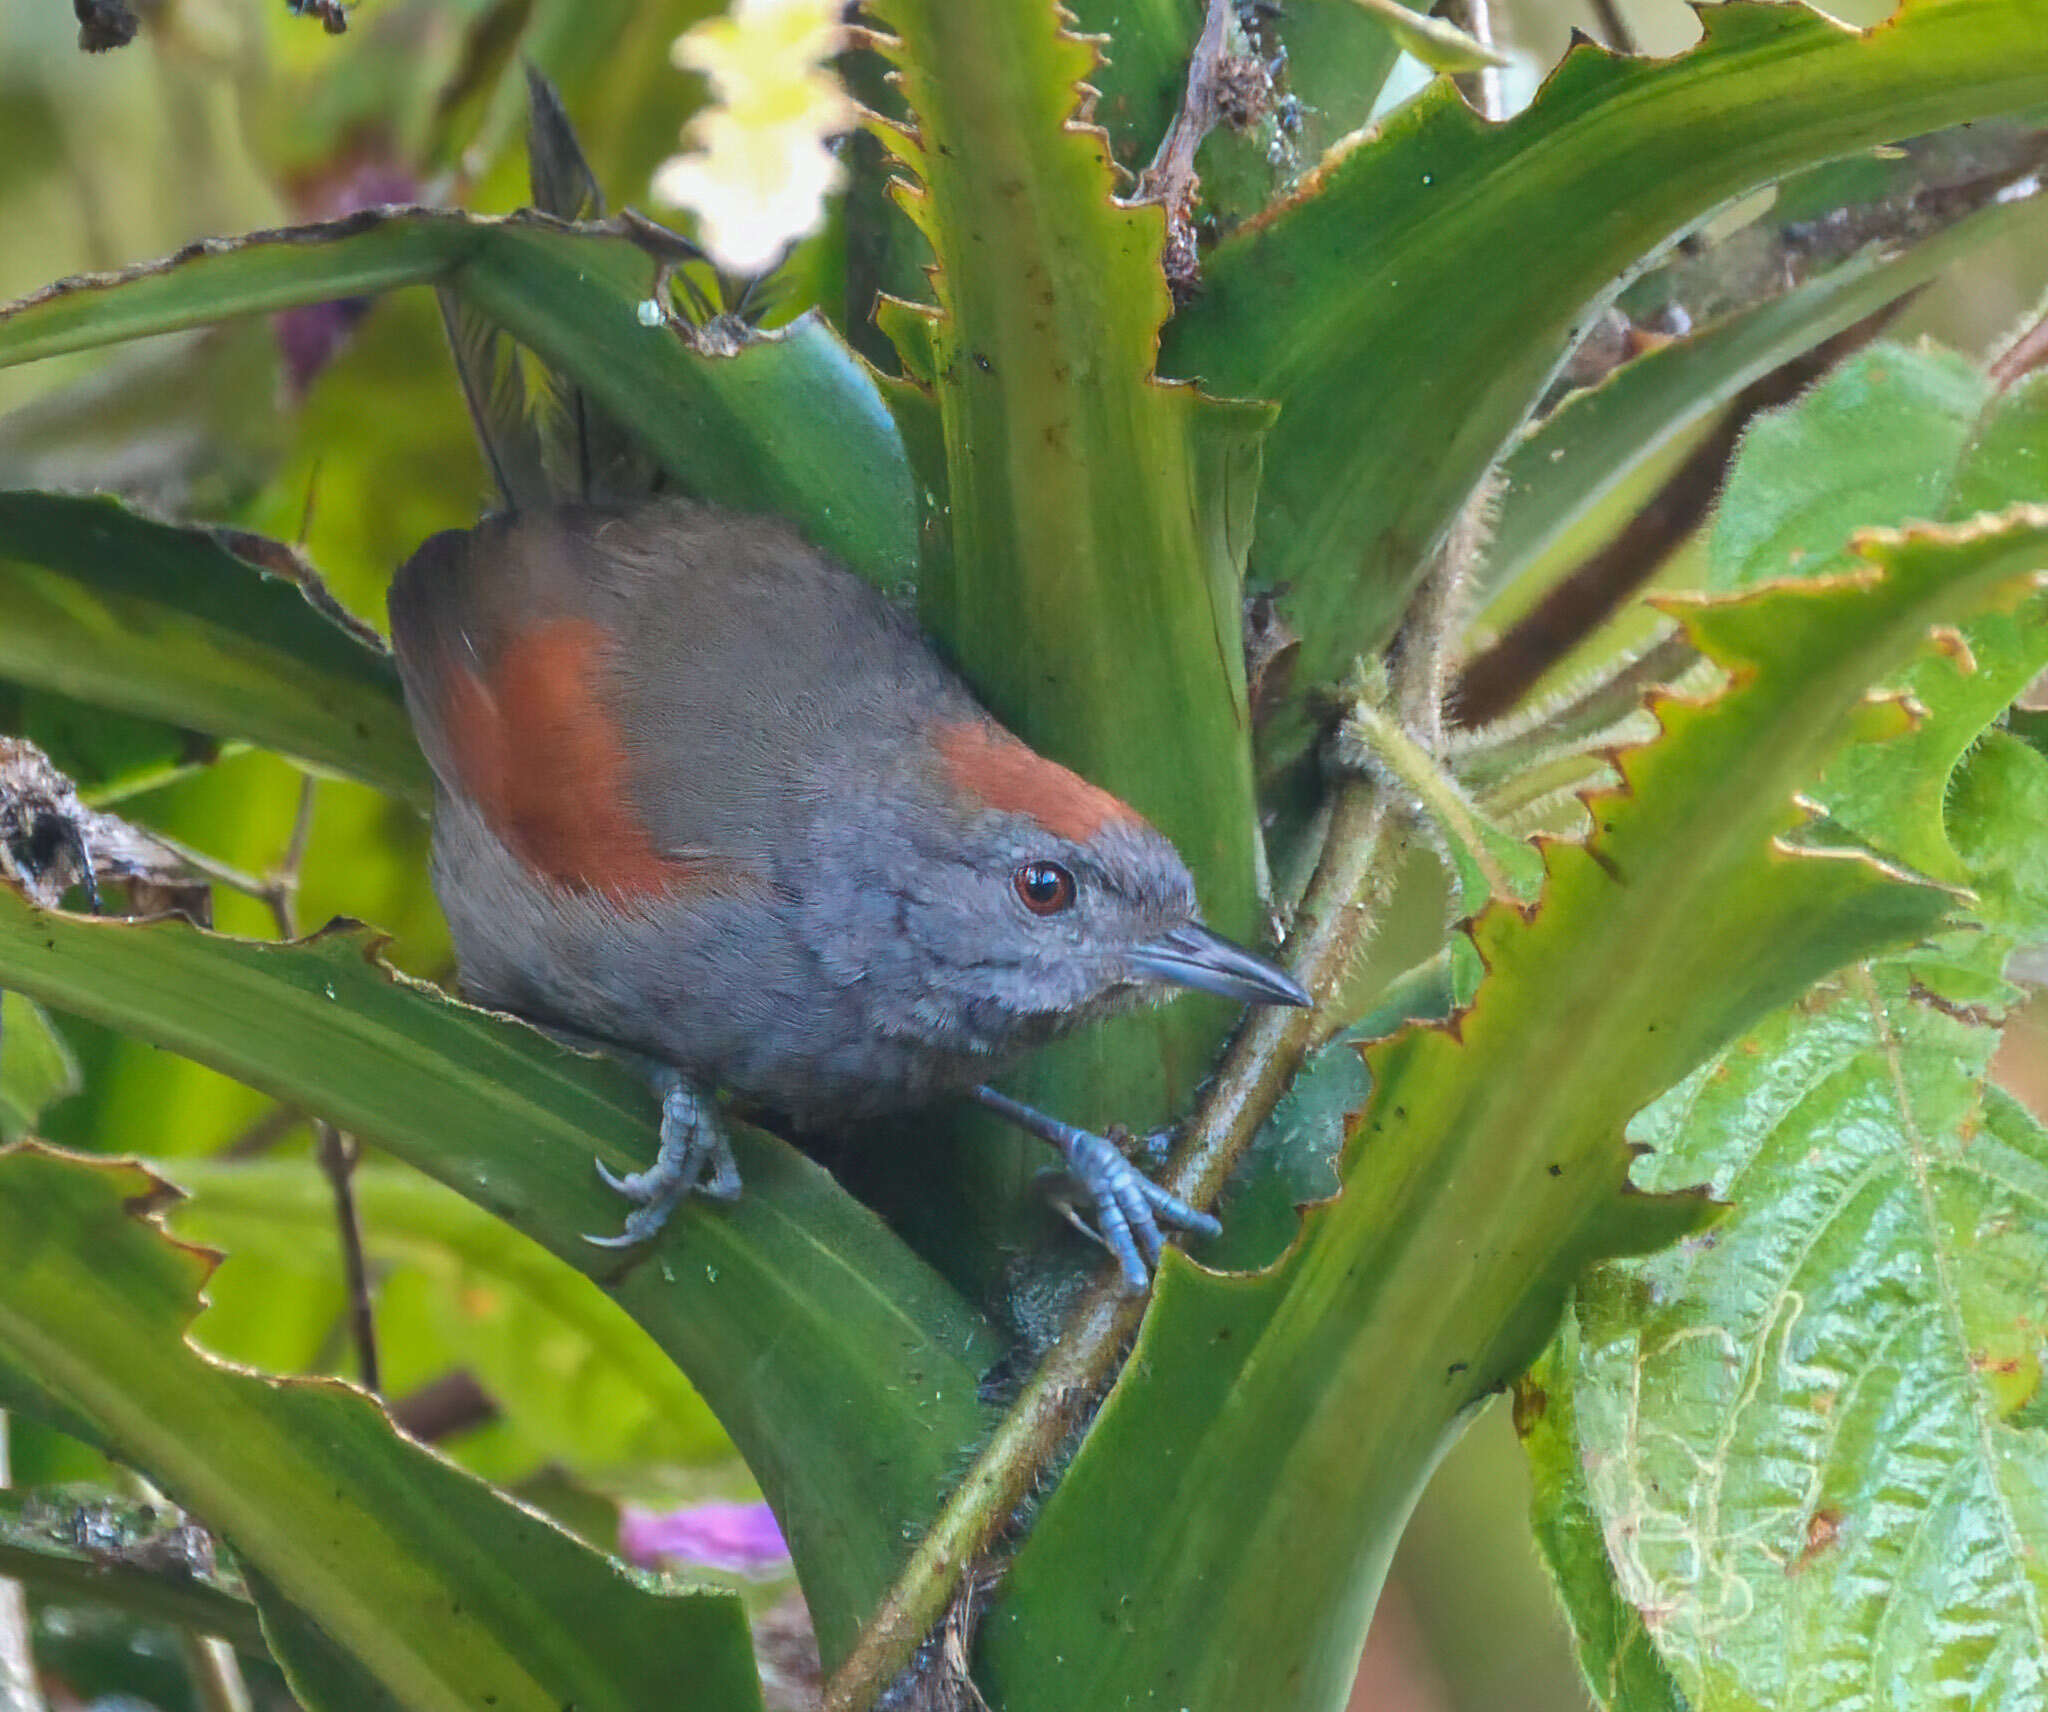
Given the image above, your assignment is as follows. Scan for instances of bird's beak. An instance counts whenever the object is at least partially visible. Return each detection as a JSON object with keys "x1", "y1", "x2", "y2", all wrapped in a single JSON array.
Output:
[{"x1": 1129, "y1": 922, "x2": 1311, "y2": 1009}]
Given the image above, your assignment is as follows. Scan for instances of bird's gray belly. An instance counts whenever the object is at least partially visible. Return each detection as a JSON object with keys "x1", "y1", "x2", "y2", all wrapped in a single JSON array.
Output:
[{"x1": 437, "y1": 830, "x2": 996, "y2": 1123}]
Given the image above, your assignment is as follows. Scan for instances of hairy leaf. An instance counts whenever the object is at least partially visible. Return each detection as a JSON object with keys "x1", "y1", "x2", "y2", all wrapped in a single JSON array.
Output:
[{"x1": 1534, "y1": 347, "x2": 2048, "y2": 1712}]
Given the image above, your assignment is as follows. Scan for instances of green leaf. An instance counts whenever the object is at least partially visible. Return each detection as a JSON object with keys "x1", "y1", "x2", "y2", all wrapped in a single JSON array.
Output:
[
  {"x1": 0, "y1": 990, "x2": 77, "y2": 1140},
  {"x1": 451, "y1": 227, "x2": 919, "y2": 591},
  {"x1": 1711, "y1": 344, "x2": 1993, "y2": 589},
  {"x1": 0, "y1": 490, "x2": 428, "y2": 806},
  {"x1": 0, "y1": 684, "x2": 221, "y2": 805},
  {"x1": 1059, "y1": 0, "x2": 1194, "y2": 173},
  {"x1": 1485, "y1": 193, "x2": 2040, "y2": 612},
  {"x1": 0, "y1": 1485, "x2": 269, "y2": 1660},
  {"x1": 0, "y1": 211, "x2": 918, "y2": 591},
  {"x1": 861, "y1": 0, "x2": 1273, "y2": 1276},
  {"x1": 0, "y1": 320, "x2": 286, "y2": 516},
  {"x1": 0, "y1": 903, "x2": 1002, "y2": 1669},
  {"x1": 1520, "y1": 1325, "x2": 1688, "y2": 1712},
  {"x1": 0, "y1": 1145, "x2": 764, "y2": 1712},
  {"x1": 981, "y1": 513, "x2": 2048, "y2": 1711},
  {"x1": 1553, "y1": 967, "x2": 2048, "y2": 1710},
  {"x1": 165, "y1": 1156, "x2": 732, "y2": 1477},
  {"x1": 1710, "y1": 346, "x2": 2048, "y2": 879},
  {"x1": 1163, "y1": 0, "x2": 2048, "y2": 792},
  {"x1": 1948, "y1": 729, "x2": 2048, "y2": 942},
  {"x1": 1341, "y1": 0, "x2": 1504, "y2": 73}
]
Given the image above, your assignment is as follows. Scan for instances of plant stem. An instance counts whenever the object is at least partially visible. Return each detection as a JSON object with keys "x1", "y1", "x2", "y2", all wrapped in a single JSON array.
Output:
[
  {"x1": 260, "y1": 779, "x2": 380, "y2": 1395},
  {"x1": 0, "y1": 1415, "x2": 47, "y2": 1712},
  {"x1": 821, "y1": 779, "x2": 1393, "y2": 1712},
  {"x1": 1342, "y1": 699, "x2": 1514, "y2": 903},
  {"x1": 181, "y1": 1633, "x2": 252, "y2": 1712}
]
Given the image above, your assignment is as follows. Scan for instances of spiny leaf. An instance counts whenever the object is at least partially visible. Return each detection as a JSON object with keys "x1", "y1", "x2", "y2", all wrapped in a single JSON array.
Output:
[
  {"x1": 0, "y1": 490, "x2": 427, "y2": 806},
  {"x1": 983, "y1": 510, "x2": 2048, "y2": 1711},
  {"x1": 1163, "y1": 0, "x2": 2048, "y2": 802},
  {"x1": 0, "y1": 1146, "x2": 764, "y2": 1712},
  {"x1": 0, "y1": 209, "x2": 917, "y2": 590},
  {"x1": 850, "y1": 0, "x2": 1271, "y2": 1282},
  {"x1": 0, "y1": 897, "x2": 1000, "y2": 1669}
]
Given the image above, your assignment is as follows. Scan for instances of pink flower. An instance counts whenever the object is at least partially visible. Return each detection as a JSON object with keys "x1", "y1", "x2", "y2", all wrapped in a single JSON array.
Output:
[{"x1": 618, "y1": 1500, "x2": 789, "y2": 1577}]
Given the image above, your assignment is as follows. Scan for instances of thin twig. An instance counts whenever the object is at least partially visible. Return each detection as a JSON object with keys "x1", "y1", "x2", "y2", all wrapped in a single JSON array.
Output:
[
  {"x1": 1585, "y1": 0, "x2": 1639, "y2": 54},
  {"x1": 821, "y1": 781, "x2": 1394, "y2": 1711},
  {"x1": 180, "y1": 1634, "x2": 252, "y2": 1712},
  {"x1": 259, "y1": 779, "x2": 381, "y2": 1395},
  {"x1": 1990, "y1": 300, "x2": 2048, "y2": 391},
  {"x1": 1129, "y1": 0, "x2": 1238, "y2": 298},
  {"x1": 220, "y1": 1102, "x2": 309, "y2": 1160},
  {"x1": 0, "y1": 1415, "x2": 49, "y2": 1712},
  {"x1": 316, "y1": 1121, "x2": 379, "y2": 1393},
  {"x1": 1436, "y1": 0, "x2": 1503, "y2": 122}
]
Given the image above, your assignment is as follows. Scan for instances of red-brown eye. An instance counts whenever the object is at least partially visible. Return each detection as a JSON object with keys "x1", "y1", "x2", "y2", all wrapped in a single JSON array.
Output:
[{"x1": 1014, "y1": 861, "x2": 1076, "y2": 915}]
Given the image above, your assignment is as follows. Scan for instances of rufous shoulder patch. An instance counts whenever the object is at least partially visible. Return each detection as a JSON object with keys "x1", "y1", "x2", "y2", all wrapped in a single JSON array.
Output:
[
  {"x1": 440, "y1": 618, "x2": 735, "y2": 901},
  {"x1": 934, "y1": 719, "x2": 1142, "y2": 844}
]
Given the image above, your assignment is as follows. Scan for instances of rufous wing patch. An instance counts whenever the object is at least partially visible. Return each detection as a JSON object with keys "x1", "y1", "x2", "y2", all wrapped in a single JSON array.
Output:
[
  {"x1": 934, "y1": 719, "x2": 1143, "y2": 843},
  {"x1": 439, "y1": 618, "x2": 735, "y2": 901}
]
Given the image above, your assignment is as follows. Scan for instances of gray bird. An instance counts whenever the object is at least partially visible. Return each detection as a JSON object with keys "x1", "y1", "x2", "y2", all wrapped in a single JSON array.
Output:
[{"x1": 387, "y1": 500, "x2": 1308, "y2": 1291}]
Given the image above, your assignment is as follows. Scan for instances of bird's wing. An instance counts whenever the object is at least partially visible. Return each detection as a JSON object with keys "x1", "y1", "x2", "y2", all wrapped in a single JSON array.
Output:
[{"x1": 387, "y1": 513, "x2": 757, "y2": 905}]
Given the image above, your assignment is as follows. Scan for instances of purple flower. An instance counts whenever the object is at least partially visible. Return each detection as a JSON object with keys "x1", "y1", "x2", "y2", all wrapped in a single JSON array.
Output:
[
  {"x1": 618, "y1": 1500, "x2": 789, "y2": 1576},
  {"x1": 273, "y1": 160, "x2": 422, "y2": 393}
]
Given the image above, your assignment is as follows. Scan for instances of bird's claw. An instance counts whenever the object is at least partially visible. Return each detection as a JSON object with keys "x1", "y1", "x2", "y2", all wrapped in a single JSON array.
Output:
[
  {"x1": 583, "y1": 1068, "x2": 741, "y2": 1249},
  {"x1": 1062, "y1": 1127, "x2": 1220, "y2": 1296}
]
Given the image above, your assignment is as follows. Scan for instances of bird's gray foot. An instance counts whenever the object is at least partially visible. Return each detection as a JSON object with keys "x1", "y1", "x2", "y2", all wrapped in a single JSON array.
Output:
[
  {"x1": 971, "y1": 1085, "x2": 1220, "y2": 1294},
  {"x1": 585, "y1": 1066, "x2": 740, "y2": 1249}
]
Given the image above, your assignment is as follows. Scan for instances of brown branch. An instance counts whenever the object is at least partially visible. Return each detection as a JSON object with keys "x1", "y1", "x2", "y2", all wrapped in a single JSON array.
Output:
[
  {"x1": 1448, "y1": 300, "x2": 1910, "y2": 728},
  {"x1": 388, "y1": 1370, "x2": 496, "y2": 1443},
  {"x1": 1990, "y1": 301, "x2": 2048, "y2": 391},
  {"x1": 1130, "y1": 0, "x2": 1261, "y2": 299},
  {"x1": 1585, "y1": 0, "x2": 1639, "y2": 54}
]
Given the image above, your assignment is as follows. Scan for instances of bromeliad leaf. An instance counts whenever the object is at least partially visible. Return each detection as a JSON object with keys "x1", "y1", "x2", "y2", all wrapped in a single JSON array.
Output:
[
  {"x1": 0, "y1": 1146, "x2": 766, "y2": 1712},
  {"x1": 1164, "y1": 0, "x2": 2048, "y2": 803},
  {"x1": 0, "y1": 897, "x2": 1001, "y2": 1669},
  {"x1": 0, "y1": 210, "x2": 917, "y2": 592},
  {"x1": 980, "y1": 508, "x2": 2048, "y2": 1712},
  {"x1": 0, "y1": 490, "x2": 426, "y2": 807}
]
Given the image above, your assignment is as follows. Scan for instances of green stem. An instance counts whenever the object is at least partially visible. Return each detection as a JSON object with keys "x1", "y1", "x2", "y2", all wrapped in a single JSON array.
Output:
[
  {"x1": 182, "y1": 1632, "x2": 254, "y2": 1712},
  {"x1": 1343, "y1": 699, "x2": 1515, "y2": 901},
  {"x1": 0, "y1": 1415, "x2": 46, "y2": 1712}
]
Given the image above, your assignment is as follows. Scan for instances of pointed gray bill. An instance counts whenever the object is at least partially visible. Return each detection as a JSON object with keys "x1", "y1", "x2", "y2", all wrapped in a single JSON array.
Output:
[{"x1": 1129, "y1": 922, "x2": 1311, "y2": 1008}]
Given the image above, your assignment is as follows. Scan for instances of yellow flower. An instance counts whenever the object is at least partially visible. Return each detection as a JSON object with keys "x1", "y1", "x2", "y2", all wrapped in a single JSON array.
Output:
[{"x1": 652, "y1": 0, "x2": 856, "y2": 275}]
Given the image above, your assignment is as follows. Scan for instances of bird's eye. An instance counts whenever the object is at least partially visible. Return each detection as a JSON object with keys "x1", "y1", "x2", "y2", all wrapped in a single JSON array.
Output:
[{"x1": 1013, "y1": 860, "x2": 1076, "y2": 916}]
